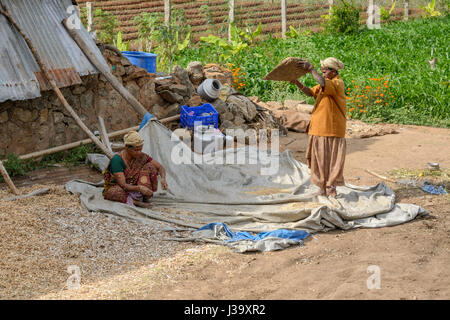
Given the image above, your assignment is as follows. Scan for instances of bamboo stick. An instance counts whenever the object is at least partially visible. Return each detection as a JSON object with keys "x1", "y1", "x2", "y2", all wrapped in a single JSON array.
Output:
[
  {"x1": 365, "y1": 169, "x2": 397, "y2": 183},
  {"x1": 3, "y1": 115, "x2": 180, "y2": 162},
  {"x1": 97, "y1": 116, "x2": 112, "y2": 152},
  {"x1": 4, "y1": 188, "x2": 50, "y2": 201},
  {"x1": 0, "y1": 160, "x2": 20, "y2": 195}
]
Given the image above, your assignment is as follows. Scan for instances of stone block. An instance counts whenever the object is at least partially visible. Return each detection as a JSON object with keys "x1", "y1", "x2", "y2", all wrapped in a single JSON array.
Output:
[
  {"x1": 12, "y1": 107, "x2": 38, "y2": 122},
  {"x1": 80, "y1": 90, "x2": 94, "y2": 110},
  {"x1": 72, "y1": 85, "x2": 87, "y2": 95},
  {"x1": 220, "y1": 112, "x2": 234, "y2": 122},
  {"x1": 159, "y1": 90, "x2": 183, "y2": 104},
  {"x1": 166, "y1": 103, "x2": 181, "y2": 118},
  {"x1": 125, "y1": 81, "x2": 140, "y2": 99},
  {"x1": 0, "y1": 111, "x2": 8, "y2": 123},
  {"x1": 39, "y1": 109, "x2": 49, "y2": 124}
]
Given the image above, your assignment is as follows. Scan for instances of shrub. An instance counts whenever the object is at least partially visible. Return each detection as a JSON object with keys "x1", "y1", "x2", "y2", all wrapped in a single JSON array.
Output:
[
  {"x1": 346, "y1": 77, "x2": 394, "y2": 120},
  {"x1": 80, "y1": 7, "x2": 119, "y2": 44},
  {"x1": 133, "y1": 9, "x2": 191, "y2": 72},
  {"x1": 323, "y1": 0, "x2": 360, "y2": 34}
]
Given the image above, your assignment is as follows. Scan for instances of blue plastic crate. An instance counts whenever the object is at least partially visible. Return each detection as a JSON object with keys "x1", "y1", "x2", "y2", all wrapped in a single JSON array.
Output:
[{"x1": 180, "y1": 103, "x2": 219, "y2": 129}]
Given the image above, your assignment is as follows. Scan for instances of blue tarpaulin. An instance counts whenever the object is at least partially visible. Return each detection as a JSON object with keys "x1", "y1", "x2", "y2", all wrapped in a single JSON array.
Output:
[
  {"x1": 197, "y1": 223, "x2": 310, "y2": 243},
  {"x1": 421, "y1": 182, "x2": 447, "y2": 195},
  {"x1": 139, "y1": 112, "x2": 154, "y2": 130}
]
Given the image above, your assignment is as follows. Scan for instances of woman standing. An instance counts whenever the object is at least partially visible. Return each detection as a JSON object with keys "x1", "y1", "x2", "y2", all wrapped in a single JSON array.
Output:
[
  {"x1": 291, "y1": 57, "x2": 347, "y2": 197},
  {"x1": 103, "y1": 131, "x2": 168, "y2": 208}
]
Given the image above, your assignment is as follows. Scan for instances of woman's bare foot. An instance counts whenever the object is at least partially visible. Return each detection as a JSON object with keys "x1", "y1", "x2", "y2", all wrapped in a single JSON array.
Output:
[
  {"x1": 327, "y1": 186, "x2": 337, "y2": 197},
  {"x1": 134, "y1": 200, "x2": 153, "y2": 209},
  {"x1": 320, "y1": 188, "x2": 327, "y2": 196}
]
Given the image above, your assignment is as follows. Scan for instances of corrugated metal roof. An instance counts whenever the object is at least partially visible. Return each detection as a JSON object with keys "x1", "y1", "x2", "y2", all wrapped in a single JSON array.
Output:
[{"x1": 0, "y1": 0, "x2": 109, "y2": 103}]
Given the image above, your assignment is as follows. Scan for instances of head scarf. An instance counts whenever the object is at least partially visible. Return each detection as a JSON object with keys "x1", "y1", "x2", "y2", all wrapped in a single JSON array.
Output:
[
  {"x1": 320, "y1": 57, "x2": 344, "y2": 71},
  {"x1": 124, "y1": 131, "x2": 144, "y2": 147}
]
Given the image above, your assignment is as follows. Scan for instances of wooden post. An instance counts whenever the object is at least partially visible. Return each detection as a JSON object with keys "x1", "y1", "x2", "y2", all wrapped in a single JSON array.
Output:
[
  {"x1": 404, "y1": 0, "x2": 409, "y2": 21},
  {"x1": 0, "y1": 160, "x2": 20, "y2": 195},
  {"x1": 0, "y1": 7, "x2": 114, "y2": 160},
  {"x1": 281, "y1": 0, "x2": 287, "y2": 38},
  {"x1": 164, "y1": 0, "x2": 171, "y2": 26},
  {"x1": 228, "y1": 0, "x2": 235, "y2": 43},
  {"x1": 97, "y1": 116, "x2": 112, "y2": 153},
  {"x1": 329, "y1": 0, "x2": 333, "y2": 15},
  {"x1": 63, "y1": 18, "x2": 149, "y2": 118},
  {"x1": 86, "y1": 2, "x2": 94, "y2": 33}
]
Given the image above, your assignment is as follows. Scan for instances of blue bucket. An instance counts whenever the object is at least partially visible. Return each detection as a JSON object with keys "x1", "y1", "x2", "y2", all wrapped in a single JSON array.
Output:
[{"x1": 121, "y1": 51, "x2": 157, "y2": 73}]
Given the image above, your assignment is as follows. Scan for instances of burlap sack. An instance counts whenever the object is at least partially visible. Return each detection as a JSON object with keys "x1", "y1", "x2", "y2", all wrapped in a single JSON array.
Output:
[
  {"x1": 272, "y1": 110, "x2": 311, "y2": 133},
  {"x1": 263, "y1": 57, "x2": 311, "y2": 81}
]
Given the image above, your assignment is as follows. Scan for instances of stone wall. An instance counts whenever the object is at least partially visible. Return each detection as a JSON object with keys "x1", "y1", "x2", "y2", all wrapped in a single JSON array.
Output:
[
  {"x1": 0, "y1": 48, "x2": 281, "y2": 158},
  {"x1": 0, "y1": 48, "x2": 166, "y2": 158}
]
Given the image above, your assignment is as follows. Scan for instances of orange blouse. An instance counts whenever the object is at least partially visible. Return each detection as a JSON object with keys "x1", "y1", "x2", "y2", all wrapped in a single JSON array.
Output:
[{"x1": 309, "y1": 75, "x2": 347, "y2": 138}]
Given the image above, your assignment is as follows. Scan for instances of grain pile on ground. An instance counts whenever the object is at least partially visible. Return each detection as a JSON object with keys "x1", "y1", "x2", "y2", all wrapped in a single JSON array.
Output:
[
  {"x1": 346, "y1": 120, "x2": 399, "y2": 138},
  {"x1": 0, "y1": 184, "x2": 196, "y2": 299}
]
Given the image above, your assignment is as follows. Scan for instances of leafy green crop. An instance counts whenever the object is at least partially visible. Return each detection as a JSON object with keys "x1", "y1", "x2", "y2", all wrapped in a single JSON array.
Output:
[{"x1": 175, "y1": 16, "x2": 449, "y2": 127}]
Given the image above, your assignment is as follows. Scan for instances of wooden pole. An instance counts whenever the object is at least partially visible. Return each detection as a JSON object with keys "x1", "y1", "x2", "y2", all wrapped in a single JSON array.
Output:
[
  {"x1": 281, "y1": 0, "x2": 287, "y2": 38},
  {"x1": 4, "y1": 188, "x2": 50, "y2": 201},
  {"x1": 98, "y1": 116, "x2": 112, "y2": 152},
  {"x1": 164, "y1": 0, "x2": 171, "y2": 26},
  {"x1": 86, "y1": 2, "x2": 94, "y2": 33},
  {"x1": 228, "y1": 0, "x2": 235, "y2": 43},
  {"x1": 329, "y1": 0, "x2": 333, "y2": 15},
  {"x1": 365, "y1": 169, "x2": 397, "y2": 183},
  {"x1": 404, "y1": 0, "x2": 409, "y2": 21},
  {"x1": 4, "y1": 115, "x2": 180, "y2": 162},
  {"x1": 0, "y1": 160, "x2": 20, "y2": 195},
  {"x1": 63, "y1": 18, "x2": 149, "y2": 118},
  {"x1": 0, "y1": 7, "x2": 114, "y2": 160}
]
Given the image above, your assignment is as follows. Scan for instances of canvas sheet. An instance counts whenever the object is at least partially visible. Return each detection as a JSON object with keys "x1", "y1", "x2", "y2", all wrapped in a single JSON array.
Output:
[{"x1": 66, "y1": 120, "x2": 427, "y2": 251}]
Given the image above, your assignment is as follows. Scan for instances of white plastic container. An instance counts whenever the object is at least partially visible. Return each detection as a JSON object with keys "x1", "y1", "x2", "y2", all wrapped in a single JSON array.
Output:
[{"x1": 193, "y1": 125, "x2": 226, "y2": 154}]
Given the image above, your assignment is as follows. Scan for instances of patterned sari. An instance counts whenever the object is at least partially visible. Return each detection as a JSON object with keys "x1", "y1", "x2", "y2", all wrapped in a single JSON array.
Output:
[{"x1": 103, "y1": 153, "x2": 159, "y2": 204}]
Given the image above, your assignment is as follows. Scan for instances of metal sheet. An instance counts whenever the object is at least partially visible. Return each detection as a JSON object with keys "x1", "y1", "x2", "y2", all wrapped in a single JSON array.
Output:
[{"x1": 0, "y1": 0, "x2": 109, "y2": 102}]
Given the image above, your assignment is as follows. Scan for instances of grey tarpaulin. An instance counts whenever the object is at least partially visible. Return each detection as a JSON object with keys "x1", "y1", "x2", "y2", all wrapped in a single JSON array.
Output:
[{"x1": 66, "y1": 120, "x2": 427, "y2": 251}]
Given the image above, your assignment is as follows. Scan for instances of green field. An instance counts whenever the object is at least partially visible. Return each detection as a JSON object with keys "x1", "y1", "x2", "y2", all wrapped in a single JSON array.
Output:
[{"x1": 176, "y1": 16, "x2": 449, "y2": 127}]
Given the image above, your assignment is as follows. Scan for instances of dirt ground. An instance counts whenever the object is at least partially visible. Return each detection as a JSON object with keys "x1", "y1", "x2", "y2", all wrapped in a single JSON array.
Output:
[{"x1": 1, "y1": 123, "x2": 449, "y2": 300}]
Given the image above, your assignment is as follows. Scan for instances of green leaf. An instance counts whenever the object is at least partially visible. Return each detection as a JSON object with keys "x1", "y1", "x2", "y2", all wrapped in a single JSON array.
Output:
[{"x1": 178, "y1": 31, "x2": 191, "y2": 52}]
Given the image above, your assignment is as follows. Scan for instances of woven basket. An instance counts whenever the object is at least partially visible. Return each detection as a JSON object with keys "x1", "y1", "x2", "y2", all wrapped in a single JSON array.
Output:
[{"x1": 263, "y1": 57, "x2": 311, "y2": 81}]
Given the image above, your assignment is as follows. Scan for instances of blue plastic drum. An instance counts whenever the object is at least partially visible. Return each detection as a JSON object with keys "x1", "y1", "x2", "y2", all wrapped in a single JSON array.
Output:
[{"x1": 121, "y1": 51, "x2": 157, "y2": 73}]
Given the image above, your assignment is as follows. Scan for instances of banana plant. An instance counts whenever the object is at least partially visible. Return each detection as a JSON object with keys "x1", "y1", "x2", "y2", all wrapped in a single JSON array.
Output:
[
  {"x1": 200, "y1": 34, "x2": 248, "y2": 62},
  {"x1": 380, "y1": 1, "x2": 396, "y2": 21},
  {"x1": 420, "y1": 0, "x2": 442, "y2": 17},
  {"x1": 230, "y1": 22, "x2": 262, "y2": 45},
  {"x1": 113, "y1": 31, "x2": 129, "y2": 51},
  {"x1": 285, "y1": 26, "x2": 301, "y2": 39}
]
